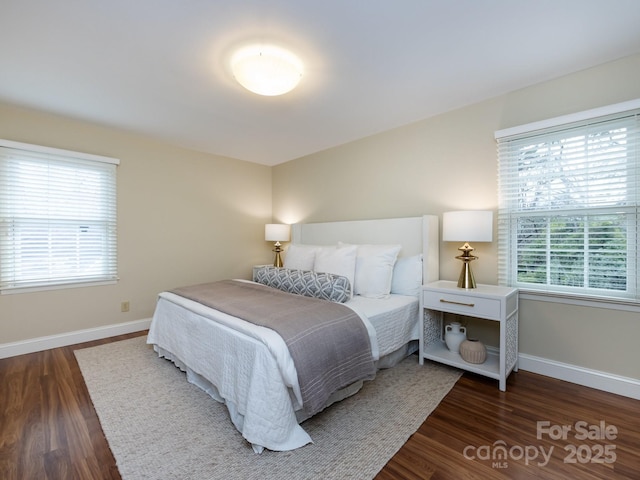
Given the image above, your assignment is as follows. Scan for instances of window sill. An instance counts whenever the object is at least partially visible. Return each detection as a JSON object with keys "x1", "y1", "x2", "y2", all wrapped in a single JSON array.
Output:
[
  {"x1": 1, "y1": 279, "x2": 118, "y2": 295},
  {"x1": 518, "y1": 290, "x2": 640, "y2": 313}
]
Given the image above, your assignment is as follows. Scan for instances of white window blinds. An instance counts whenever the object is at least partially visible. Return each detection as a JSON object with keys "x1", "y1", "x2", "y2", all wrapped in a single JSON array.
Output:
[
  {"x1": 496, "y1": 106, "x2": 640, "y2": 302},
  {"x1": 0, "y1": 140, "x2": 119, "y2": 292}
]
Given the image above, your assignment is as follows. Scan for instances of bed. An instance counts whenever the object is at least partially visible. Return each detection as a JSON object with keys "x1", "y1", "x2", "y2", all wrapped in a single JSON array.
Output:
[{"x1": 147, "y1": 215, "x2": 439, "y2": 453}]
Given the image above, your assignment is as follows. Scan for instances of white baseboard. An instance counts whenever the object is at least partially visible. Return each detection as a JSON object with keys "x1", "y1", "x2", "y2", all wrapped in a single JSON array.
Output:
[
  {"x1": 518, "y1": 353, "x2": 640, "y2": 401},
  {"x1": 0, "y1": 318, "x2": 152, "y2": 359}
]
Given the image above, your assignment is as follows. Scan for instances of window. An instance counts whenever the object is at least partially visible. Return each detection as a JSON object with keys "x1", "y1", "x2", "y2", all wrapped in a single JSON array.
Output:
[
  {"x1": 0, "y1": 139, "x2": 119, "y2": 293},
  {"x1": 496, "y1": 101, "x2": 640, "y2": 304}
]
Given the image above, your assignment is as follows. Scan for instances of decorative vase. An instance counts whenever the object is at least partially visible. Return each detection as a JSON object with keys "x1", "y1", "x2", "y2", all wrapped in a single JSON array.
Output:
[
  {"x1": 444, "y1": 322, "x2": 466, "y2": 354},
  {"x1": 459, "y1": 338, "x2": 487, "y2": 364}
]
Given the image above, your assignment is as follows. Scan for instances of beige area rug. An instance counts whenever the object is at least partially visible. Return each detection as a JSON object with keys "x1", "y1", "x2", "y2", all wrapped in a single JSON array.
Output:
[{"x1": 75, "y1": 336, "x2": 461, "y2": 480}]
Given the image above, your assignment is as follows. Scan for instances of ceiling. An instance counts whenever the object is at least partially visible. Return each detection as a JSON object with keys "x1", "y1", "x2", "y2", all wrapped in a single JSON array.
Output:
[{"x1": 2, "y1": 1, "x2": 640, "y2": 166}]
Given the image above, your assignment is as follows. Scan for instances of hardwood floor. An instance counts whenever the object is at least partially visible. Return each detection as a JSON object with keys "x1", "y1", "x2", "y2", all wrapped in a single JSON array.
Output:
[{"x1": 1, "y1": 332, "x2": 638, "y2": 479}]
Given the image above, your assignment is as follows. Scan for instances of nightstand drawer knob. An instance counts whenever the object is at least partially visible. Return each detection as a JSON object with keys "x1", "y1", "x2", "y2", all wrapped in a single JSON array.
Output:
[{"x1": 440, "y1": 298, "x2": 475, "y2": 307}]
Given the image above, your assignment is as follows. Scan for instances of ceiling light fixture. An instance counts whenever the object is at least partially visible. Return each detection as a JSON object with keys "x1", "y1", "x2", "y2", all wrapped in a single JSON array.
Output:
[{"x1": 231, "y1": 44, "x2": 303, "y2": 96}]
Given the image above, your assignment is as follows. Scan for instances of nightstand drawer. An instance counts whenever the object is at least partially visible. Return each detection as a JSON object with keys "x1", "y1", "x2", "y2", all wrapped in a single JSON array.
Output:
[{"x1": 423, "y1": 290, "x2": 501, "y2": 320}]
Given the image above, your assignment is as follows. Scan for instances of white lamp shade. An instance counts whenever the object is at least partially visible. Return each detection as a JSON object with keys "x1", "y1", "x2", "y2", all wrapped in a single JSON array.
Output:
[
  {"x1": 442, "y1": 211, "x2": 493, "y2": 242},
  {"x1": 265, "y1": 223, "x2": 291, "y2": 242},
  {"x1": 231, "y1": 45, "x2": 303, "y2": 96}
]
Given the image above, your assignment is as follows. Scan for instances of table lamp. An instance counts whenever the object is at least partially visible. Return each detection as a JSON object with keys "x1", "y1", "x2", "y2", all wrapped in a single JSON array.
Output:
[
  {"x1": 265, "y1": 224, "x2": 290, "y2": 267},
  {"x1": 442, "y1": 211, "x2": 493, "y2": 289}
]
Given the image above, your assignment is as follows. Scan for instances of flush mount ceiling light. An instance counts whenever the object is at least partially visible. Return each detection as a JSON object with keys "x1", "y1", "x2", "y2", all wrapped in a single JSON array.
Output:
[{"x1": 231, "y1": 44, "x2": 303, "y2": 96}]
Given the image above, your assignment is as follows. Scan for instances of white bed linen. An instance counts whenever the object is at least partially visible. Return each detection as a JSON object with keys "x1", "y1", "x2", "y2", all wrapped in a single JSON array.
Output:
[
  {"x1": 148, "y1": 292, "x2": 308, "y2": 452},
  {"x1": 346, "y1": 294, "x2": 419, "y2": 358},
  {"x1": 147, "y1": 288, "x2": 419, "y2": 453}
]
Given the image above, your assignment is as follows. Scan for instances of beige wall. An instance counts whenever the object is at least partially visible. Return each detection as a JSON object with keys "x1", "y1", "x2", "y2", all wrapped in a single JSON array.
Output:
[
  {"x1": 273, "y1": 53, "x2": 640, "y2": 380},
  {"x1": 0, "y1": 103, "x2": 272, "y2": 343}
]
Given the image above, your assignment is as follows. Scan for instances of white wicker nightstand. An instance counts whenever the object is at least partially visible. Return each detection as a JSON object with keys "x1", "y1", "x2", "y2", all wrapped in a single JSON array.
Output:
[{"x1": 419, "y1": 280, "x2": 519, "y2": 391}]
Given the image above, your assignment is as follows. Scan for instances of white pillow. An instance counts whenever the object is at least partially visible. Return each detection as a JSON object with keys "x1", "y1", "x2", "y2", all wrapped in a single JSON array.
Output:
[
  {"x1": 313, "y1": 244, "x2": 358, "y2": 295},
  {"x1": 390, "y1": 254, "x2": 423, "y2": 297},
  {"x1": 283, "y1": 244, "x2": 318, "y2": 271},
  {"x1": 347, "y1": 243, "x2": 402, "y2": 298}
]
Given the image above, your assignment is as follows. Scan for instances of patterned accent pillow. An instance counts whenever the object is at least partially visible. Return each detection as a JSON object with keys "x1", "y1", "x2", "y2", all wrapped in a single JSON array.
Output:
[{"x1": 253, "y1": 266, "x2": 351, "y2": 303}]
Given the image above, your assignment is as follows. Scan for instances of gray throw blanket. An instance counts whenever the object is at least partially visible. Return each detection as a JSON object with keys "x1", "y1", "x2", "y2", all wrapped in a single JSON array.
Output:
[{"x1": 171, "y1": 280, "x2": 376, "y2": 417}]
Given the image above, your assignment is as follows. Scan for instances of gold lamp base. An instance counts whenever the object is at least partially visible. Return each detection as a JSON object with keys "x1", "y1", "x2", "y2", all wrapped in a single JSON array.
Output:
[
  {"x1": 272, "y1": 242, "x2": 284, "y2": 267},
  {"x1": 455, "y1": 242, "x2": 478, "y2": 289}
]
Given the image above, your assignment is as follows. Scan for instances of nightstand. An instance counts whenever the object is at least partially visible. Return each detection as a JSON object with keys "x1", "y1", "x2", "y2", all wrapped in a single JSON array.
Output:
[{"x1": 420, "y1": 280, "x2": 518, "y2": 391}]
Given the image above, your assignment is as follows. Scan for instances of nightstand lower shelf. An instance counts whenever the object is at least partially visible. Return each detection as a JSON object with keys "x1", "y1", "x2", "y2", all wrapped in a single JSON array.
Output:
[{"x1": 422, "y1": 341, "x2": 500, "y2": 380}]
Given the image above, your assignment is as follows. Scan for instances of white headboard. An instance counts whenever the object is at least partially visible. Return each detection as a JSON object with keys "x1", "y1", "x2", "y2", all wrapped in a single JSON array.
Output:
[{"x1": 291, "y1": 215, "x2": 439, "y2": 284}]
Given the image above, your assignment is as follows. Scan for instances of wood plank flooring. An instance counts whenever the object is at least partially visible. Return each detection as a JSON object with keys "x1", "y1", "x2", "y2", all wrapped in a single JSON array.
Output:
[{"x1": 1, "y1": 332, "x2": 638, "y2": 479}]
